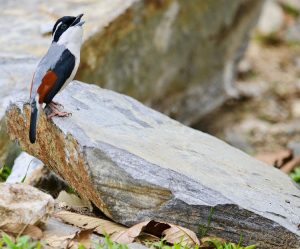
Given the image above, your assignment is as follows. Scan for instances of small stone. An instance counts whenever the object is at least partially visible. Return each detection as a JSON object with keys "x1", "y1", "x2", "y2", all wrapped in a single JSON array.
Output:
[
  {"x1": 288, "y1": 140, "x2": 300, "y2": 156},
  {"x1": 293, "y1": 56, "x2": 300, "y2": 70},
  {"x1": 224, "y1": 129, "x2": 254, "y2": 154},
  {"x1": 236, "y1": 81, "x2": 268, "y2": 98},
  {"x1": 257, "y1": 0, "x2": 284, "y2": 34},
  {"x1": 237, "y1": 59, "x2": 253, "y2": 75},
  {"x1": 0, "y1": 183, "x2": 54, "y2": 226},
  {"x1": 292, "y1": 100, "x2": 300, "y2": 118},
  {"x1": 6, "y1": 152, "x2": 43, "y2": 184},
  {"x1": 284, "y1": 19, "x2": 300, "y2": 43}
]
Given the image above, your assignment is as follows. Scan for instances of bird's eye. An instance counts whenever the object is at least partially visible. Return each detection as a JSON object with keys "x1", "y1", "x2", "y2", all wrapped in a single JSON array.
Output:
[{"x1": 61, "y1": 24, "x2": 67, "y2": 29}]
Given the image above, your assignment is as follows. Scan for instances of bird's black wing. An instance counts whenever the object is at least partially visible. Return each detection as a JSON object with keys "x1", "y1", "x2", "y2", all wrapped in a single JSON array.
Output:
[{"x1": 43, "y1": 49, "x2": 75, "y2": 104}]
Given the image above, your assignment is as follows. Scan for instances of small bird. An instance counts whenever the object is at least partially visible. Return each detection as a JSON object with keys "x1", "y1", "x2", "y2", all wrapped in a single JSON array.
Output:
[{"x1": 29, "y1": 14, "x2": 85, "y2": 143}]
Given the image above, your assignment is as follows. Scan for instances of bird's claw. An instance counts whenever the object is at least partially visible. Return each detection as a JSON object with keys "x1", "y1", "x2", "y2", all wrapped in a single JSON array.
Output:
[
  {"x1": 47, "y1": 111, "x2": 72, "y2": 119},
  {"x1": 47, "y1": 101, "x2": 71, "y2": 119}
]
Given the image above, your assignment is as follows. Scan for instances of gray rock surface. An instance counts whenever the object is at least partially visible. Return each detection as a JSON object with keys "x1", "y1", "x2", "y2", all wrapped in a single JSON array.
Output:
[
  {"x1": 6, "y1": 81, "x2": 300, "y2": 248},
  {"x1": 0, "y1": 183, "x2": 54, "y2": 226},
  {"x1": 0, "y1": 0, "x2": 263, "y2": 165},
  {"x1": 0, "y1": 0, "x2": 137, "y2": 166},
  {"x1": 284, "y1": 18, "x2": 300, "y2": 43},
  {"x1": 77, "y1": 0, "x2": 264, "y2": 125}
]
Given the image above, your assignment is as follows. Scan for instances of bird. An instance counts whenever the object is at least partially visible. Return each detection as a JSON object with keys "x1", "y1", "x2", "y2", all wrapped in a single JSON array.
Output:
[{"x1": 29, "y1": 14, "x2": 85, "y2": 144}]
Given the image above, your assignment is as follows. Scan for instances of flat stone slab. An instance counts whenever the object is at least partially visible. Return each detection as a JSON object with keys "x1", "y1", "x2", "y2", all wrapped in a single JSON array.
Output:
[{"x1": 5, "y1": 81, "x2": 300, "y2": 248}]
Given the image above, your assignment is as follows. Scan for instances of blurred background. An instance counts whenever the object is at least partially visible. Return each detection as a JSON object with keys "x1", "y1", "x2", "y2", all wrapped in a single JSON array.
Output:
[{"x1": 1, "y1": 0, "x2": 300, "y2": 184}]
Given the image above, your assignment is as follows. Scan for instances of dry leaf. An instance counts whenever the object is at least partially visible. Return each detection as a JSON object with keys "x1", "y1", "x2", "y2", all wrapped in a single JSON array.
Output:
[
  {"x1": 112, "y1": 220, "x2": 200, "y2": 246},
  {"x1": 111, "y1": 221, "x2": 152, "y2": 244},
  {"x1": 281, "y1": 156, "x2": 300, "y2": 173},
  {"x1": 69, "y1": 229, "x2": 94, "y2": 249},
  {"x1": 54, "y1": 211, "x2": 126, "y2": 235},
  {"x1": 55, "y1": 212, "x2": 200, "y2": 246},
  {"x1": 45, "y1": 234, "x2": 74, "y2": 248},
  {"x1": 45, "y1": 229, "x2": 93, "y2": 249},
  {"x1": 256, "y1": 149, "x2": 292, "y2": 168},
  {"x1": 0, "y1": 223, "x2": 43, "y2": 239},
  {"x1": 163, "y1": 224, "x2": 200, "y2": 246}
]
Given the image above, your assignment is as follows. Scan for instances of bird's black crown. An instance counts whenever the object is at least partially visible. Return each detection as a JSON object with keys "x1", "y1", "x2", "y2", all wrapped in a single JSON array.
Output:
[{"x1": 52, "y1": 14, "x2": 84, "y2": 42}]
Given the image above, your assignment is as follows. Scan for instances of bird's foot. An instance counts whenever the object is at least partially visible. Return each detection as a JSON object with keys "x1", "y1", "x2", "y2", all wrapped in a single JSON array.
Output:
[
  {"x1": 47, "y1": 102, "x2": 71, "y2": 119},
  {"x1": 49, "y1": 101, "x2": 64, "y2": 109}
]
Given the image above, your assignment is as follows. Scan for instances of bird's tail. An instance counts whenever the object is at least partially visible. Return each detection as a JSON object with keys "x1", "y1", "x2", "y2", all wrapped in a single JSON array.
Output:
[{"x1": 29, "y1": 98, "x2": 38, "y2": 143}]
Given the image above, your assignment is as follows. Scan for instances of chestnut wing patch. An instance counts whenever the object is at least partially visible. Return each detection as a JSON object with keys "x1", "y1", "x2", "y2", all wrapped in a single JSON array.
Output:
[
  {"x1": 37, "y1": 71, "x2": 57, "y2": 104},
  {"x1": 39, "y1": 49, "x2": 75, "y2": 105}
]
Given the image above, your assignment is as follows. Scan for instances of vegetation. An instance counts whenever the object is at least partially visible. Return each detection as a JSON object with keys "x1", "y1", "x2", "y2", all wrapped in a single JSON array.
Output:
[
  {"x1": 0, "y1": 165, "x2": 11, "y2": 182},
  {"x1": 290, "y1": 167, "x2": 300, "y2": 185},
  {"x1": 0, "y1": 234, "x2": 42, "y2": 249},
  {"x1": 203, "y1": 238, "x2": 256, "y2": 249},
  {"x1": 198, "y1": 207, "x2": 214, "y2": 239},
  {"x1": 90, "y1": 235, "x2": 128, "y2": 249},
  {"x1": 0, "y1": 232, "x2": 257, "y2": 249},
  {"x1": 280, "y1": 2, "x2": 300, "y2": 17}
]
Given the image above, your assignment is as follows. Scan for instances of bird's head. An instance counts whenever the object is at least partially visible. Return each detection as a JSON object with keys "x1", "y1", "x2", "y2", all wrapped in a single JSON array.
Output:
[{"x1": 52, "y1": 14, "x2": 84, "y2": 45}]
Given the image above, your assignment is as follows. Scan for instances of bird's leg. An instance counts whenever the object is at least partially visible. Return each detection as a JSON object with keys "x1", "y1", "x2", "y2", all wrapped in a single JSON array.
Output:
[
  {"x1": 47, "y1": 102, "x2": 71, "y2": 119},
  {"x1": 50, "y1": 101, "x2": 64, "y2": 109}
]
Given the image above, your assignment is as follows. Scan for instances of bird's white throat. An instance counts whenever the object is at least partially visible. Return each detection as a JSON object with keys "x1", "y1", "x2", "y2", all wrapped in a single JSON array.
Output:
[{"x1": 57, "y1": 26, "x2": 83, "y2": 56}]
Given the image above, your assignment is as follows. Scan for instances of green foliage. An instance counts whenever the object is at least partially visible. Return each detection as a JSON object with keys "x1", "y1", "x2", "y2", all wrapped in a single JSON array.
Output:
[
  {"x1": 198, "y1": 207, "x2": 214, "y2": 238},
  {"x1": 253, "y1": 32, "x2": 282, "y2": 46},
  {"x1": 280, "y1": 3, "x2": 299, "y2": 17},
  {"x1": 149, "y1": 237, "x2": 255, "y2": 249},
  {"x1": 151, "y1": 238, "x2": 199, "y2": 249},
  {"x1": 0, "y1": 233, "x2": 42, "y2": 249},
  {"x1": 0, "y1": 165, "x2": 11, "y2": 182},
  {"x1": 290, "y1": 167, "x2": 300, "y2": 184},
  {"x1": 79, "y1": 234, "x2": 129, "y2": 249},
  {"x1": 204, "y1": 238, "x2": 256, "y2": 249}
]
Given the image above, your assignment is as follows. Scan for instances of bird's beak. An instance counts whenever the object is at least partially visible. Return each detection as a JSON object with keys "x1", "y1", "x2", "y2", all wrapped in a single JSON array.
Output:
[{"x1": 72, "y1": 14, "x2": 85, "y2": 26}]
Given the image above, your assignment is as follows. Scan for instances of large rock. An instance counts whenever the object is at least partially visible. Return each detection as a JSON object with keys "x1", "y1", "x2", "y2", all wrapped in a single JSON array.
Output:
[
  {"x1": 6, "y1": 81, "x2": 300, "y2": 248},
  {"x1": 0, "y1": 0, "x2": 264, "y2": 165},
  {"x1": 77, "y1": 0, "x2": 264, "y2": 125}
]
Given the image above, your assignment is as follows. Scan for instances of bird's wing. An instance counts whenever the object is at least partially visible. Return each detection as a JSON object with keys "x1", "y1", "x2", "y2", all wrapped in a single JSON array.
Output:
[{"x1": 36, "y1": 49, "x2": 75, "y2": 104}]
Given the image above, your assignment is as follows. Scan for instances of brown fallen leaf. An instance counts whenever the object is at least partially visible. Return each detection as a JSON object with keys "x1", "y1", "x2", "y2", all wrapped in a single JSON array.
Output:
[
  {"x1": 55, "y1": 212, "x2": 200, "y2": 246},
  {"x1": 74, "y1": 229, "x2": 94, "y2": 248},
  {"x1": 44, "y1": 229, "x2": 94, "y2": 249},
  {"x1": 0, "y1": 223, "x2": 43, "y2": 239},
  {"x1": 54, "y1": 211, "x2": 126, "y2": 236},
  {"x1": 163, "y1": 224, "x2": 200, "y2": 247},
  {"x1": 256, "y1": 149, "x2": 292, "y2": 168},
  {"x1": 45, "y1": 234, "x2": 74, "y2": 248},
  {"x1": 111, "y1": 221, "x2": 153, "y2": 244},
  {"x1": 112, "y1": 220, "x2": 200, "y2": 246},
  {"x1": 281, "y1": 156, "x2": 300, "y2": 173}
]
